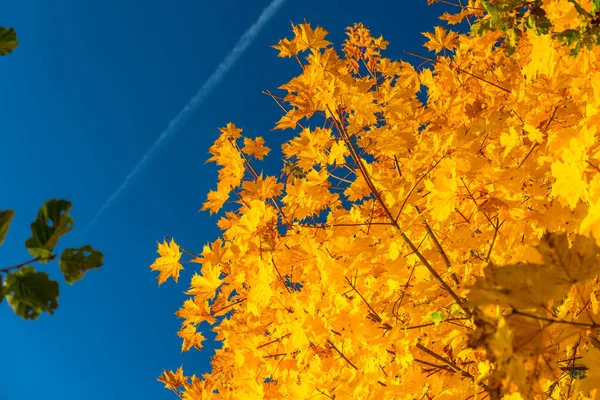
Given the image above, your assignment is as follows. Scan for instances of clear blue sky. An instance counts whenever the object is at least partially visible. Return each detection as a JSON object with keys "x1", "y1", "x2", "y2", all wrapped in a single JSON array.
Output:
[{"x1": 0, "y1": 1, "x2": 456, "y2": 399}]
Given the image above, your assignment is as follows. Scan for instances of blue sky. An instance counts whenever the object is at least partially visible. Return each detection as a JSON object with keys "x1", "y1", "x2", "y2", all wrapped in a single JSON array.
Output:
[{"x1": 0, "y1": 1, "x2": 456, "y2": 398}]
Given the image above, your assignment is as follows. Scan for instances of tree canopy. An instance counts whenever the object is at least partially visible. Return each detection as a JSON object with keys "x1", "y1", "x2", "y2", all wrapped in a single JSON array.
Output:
[{"x1": 152, "y1": 0, "x2": 600, "y2": 398}]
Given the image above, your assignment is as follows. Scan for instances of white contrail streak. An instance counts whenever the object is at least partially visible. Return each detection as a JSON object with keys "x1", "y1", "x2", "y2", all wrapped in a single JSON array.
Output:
[{"x1": 83, "y1": 0, "x2": 287, "y2": 235}]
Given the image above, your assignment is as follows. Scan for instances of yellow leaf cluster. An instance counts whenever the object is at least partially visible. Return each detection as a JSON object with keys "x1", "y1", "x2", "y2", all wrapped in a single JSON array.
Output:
[{"x1": 154, "y1": 2, "x2": 600, "y2": 399}]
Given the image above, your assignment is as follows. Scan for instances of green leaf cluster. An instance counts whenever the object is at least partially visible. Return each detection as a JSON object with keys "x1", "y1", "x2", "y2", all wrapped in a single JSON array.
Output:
[
  {"x1": 0, "y1": 200, "x2": 103, "y2": 319},
  {"x1": 0, "y1": 27, "x2": 18, "y2": 56},
  {"x1": 471, "y1": 0, "x2": 600, "y2": 56}
]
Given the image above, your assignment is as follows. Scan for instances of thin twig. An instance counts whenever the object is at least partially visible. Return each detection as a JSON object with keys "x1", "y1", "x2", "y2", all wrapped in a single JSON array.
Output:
[
  {"x1": 0, "y1": 255, "x2": 56, "y2": 274},
  {"x1": 327, "y1": 339, "x2": 359, "y2": 370},
  {"x1": 164, "y1": 236, "x2": 198, "y2": 258}
]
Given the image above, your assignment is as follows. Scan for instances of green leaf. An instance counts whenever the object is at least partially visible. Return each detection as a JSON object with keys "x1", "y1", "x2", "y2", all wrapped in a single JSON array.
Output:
[
  {"x1": 593, "y1": 0, "x2": 600, "y2": 14},
  {"x1": 554, "y1": 29, "x2": 581, "y2": 47},
  {"x1": 59, "y1": 245, "x2": 103, "y2": 284},
  {"x1": 429, "y1": 311, "x2": 446, "y2": 326},
  {"x1": 528, "y1": 5, "x2": 552, "y2": 35},
  {"x1": 482, "y1": 1, "x2": 500, "y2": 23},
  {"x1": 0, "y1": 274, "x2": 4, "y2": 304},
  {"x1": 0, "y1": 27, "x2": 18, "y2": 56},
  {"x1": 4, "y1": 266, "x2": 59, "y2": 319},
  {"x1": 25, "y1": 199, "x2": 74, "y2": 262},
  {"x1": 450, "y1": 303, "x2": 465, "y2": 316},
  {"x1": 0, "y1": 209, "x2": 15, "y2": 246}
]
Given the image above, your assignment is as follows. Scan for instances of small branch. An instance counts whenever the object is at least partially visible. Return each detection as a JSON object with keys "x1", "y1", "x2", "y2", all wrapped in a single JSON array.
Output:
[
  {"x1": 517, "y1": 142, "x2": 539, "y2": 170},
  {"x1": 404, "y1": 317, "x2": 470, "y2": 331},
  {"x1": 415, "y1": 343, "x2": 489, "y2": 391},
  {"x1": 395, "y1": 155, "x2": 449, "y2": 222},
  {"x1": 460, "y1": 178, "x2": 494, "y2": 227},
  {"x1": 518, "y1": 94, "x2": 564, "y2": 169},
  {"x1": 272, "y1": 259, "x2": 292, "y2": 294},
  {"x1": 511, "y1": 309, "x2": 599, "y2": 328},
  {"x1": 586, "y1": 160, "x2": 600, "y2": 172},
  {"x1": 327, "y1": 339, "x2": 359, "y2": 370},
  {"x1": 164, "y1": 236, "x2": 198, "y2": 258},
  {"x1": 257, "y1": 333, "x2": 292, "y2": 350},
  {"x1": 212, "y1": 298, "x2": 247, "y2": 316},
  {"x1": 415, "y1": 206, "x2": 460, "y2": 285},
  {"x1": 262, "y1": 89, "x2": 306, "y2": 130},
  {"x1": 0, "y1": 255, "x2": 56, "y2": 274},
  {"x1": 485, "y1": 218, "x2": 505, "y2": 262},
  {"x1": 403, "y1": 51, "x2": 510, "y2": 93},
  {"x1": 345, "y1": 276, "x2": 382, "y2": 323},
  {"x1": 231, "y1": 141, "x2": 293, "y2": 230},
  {"x1": 413, "y1": 357, "x2": 454, "y2": 372}
]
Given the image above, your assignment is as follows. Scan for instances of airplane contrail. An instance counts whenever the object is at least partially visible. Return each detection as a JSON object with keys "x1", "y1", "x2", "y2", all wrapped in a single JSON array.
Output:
[{"x1": 83, "y1": 0, "x2": 287, "y2": 235}]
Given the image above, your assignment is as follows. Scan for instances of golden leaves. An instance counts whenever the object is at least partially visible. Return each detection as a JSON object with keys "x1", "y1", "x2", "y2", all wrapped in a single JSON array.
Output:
[
  {"x1": 150, "y1": 239, "x2": 184, "y2": 285},
  {"x1": 178, "y1": 324, "x2": 206, "y2": 352},
  {"x1": 242, "y1": 137, "x2": 270, "y2": 160},
  {"x1": 424, "y1": 159, "x2": 457, "y2": 222},
  {"x1": 157, "y1": 366, "x2": 187, "y2": 391},
  {"x1": 272, "y1": 22, "x2": 330, "y2": 58},
  {"x1": 422, "y1": 26, "x2": 459, "y2": 53},
  {"x1": 202, "y1": 123, "x2": 246, "y2": 214},
  {"x1": 156, "y1": 4, "x2": 600, "y2": 399},
  {"x1": 522, "y1": 29, "x2": 559, "y2": 82},
  {"x1": 186, "y1": 264, "x2": 223, "y2": 298},
  {"x1": 551, "y1": 138, "x2": 587, "y2": 209},
  {"x1": 466, "y1": 232, "x2": 600, "y2": 310}
]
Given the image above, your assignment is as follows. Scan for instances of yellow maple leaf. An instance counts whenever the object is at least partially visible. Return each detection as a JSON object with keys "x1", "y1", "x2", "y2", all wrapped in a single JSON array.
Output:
[
  {"x1": 422, "y1": 26, "x2": 458, "y2": 53},
  {"x1": 580, "y1": 175, "x2": 600, "y2": 246},
  {"x1": 274, "y1": 108, "x2": 305, "y2": 130},
  {"x1": 551, "y1": 139, "x2": 586, "y2": 210},
  {"x1": 424, "y1": 159, "x2": 457, "y2": 222},
  {"x1": 272, "y1": 36, "x2": 298, "y2": 58},
  {"x1": 242, "y1": 137, "x2": 270, "y2": 160},
  {"x1": 157, "y1": 366, "x2": 187, "y2": 391},
  {"x1": 177, "y1": 323, "x2": 206, "y2": 352},
  {"x1": 202, "y1": 189, "x2": 230, "y2": 215},
  {"x1": 327, "y1": 140, "x2": 348, "y2": 165},
  {"x1": 294, "y1": 23, "x2": 331, "y2": 52},
  {"x1": 176, "y1": 298, "x2": 216, "y2": 326},
  {"x1": 150, "y1": 239, "x2": 184, "y2": 286},
  {"x1": 225, "y1": 199, "x2": 275, "y2": 240},
  {"x1": 522, "y1": 29, "x2": 558, "y2": 82},
  {"x1": 186, "y1": 264, "x2": 223, "y2": 298}
]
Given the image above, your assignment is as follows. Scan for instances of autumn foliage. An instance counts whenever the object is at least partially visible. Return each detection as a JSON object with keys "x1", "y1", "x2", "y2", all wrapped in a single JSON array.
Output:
[{"x1": 151, "y1": 0, "x2": 600, "y2": 398}]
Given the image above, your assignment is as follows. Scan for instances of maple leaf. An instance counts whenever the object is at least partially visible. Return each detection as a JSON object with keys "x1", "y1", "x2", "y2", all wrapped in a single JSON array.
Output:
[
  {"x1": 150, "y1": 239, "x2": 184, "y2": 286},
  {"x1": 177, "y1": 323, "x2": 206, "y2": 352},
  {"x1": 424, "y1": 159, "x2": 458, "y2": 222},
  {"x1": 294, "y1": 23, "x2": 331, "y2": 52},
  {"x1": 157, "y1": 366, "x2": 187, "y2": 391},
  {"x1": 186, "y1": 264, "x2": 223, "y2": 299},
  {"x1": 242, "y1": 137, "x2": 270, "y2": 160},
  {"x1": 422, "y1": 26, "x2": 459, "y2": 53},
  {"x1": 580, "y1": 175, "x2": 600, "y2": 246},
  {"x1": 272, "y1": 36, "x2": 298, "y2": 58},
  {"x1": 176, "y1": 298, "x2": 216, "y2": 326}
]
